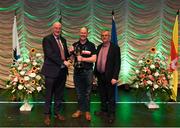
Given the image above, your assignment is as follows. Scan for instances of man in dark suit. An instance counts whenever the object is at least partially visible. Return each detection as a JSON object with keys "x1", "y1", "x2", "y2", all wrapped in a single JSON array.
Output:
[
  {"x1": 41, "y1": 22, "x2": 71, "y2": 126},
  {"x1": 94, "y1": 30, "x2": 121, "y2": 123}
]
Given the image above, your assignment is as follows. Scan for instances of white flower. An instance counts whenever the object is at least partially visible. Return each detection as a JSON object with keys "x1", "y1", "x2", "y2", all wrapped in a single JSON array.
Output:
[
  {"x1": 24, "y1": 76, "x2": 30, "y2": 81},
  {"x1": 36, "y1": 53, "x2": 42, "y2": 57},
  {"x1": 140, "y1": 82, "x2": 143, "y2": 85},
  {"x1": 17, "y1": 58, "x2": 22, "y2": 62},
  {"x1": 13, "y1": 82, "x2": 17, "y2": 85},
  {"x1": 154, "y1": 72, "x2": 159, "y2": 77},
  {"x1": 135, "y1": 84, "x2": 139, "y2": 88},
  {"x1": 135, "y1": 70, "x2": 140, "y2": 74},
  {"x1": 30, "y1": 87, "x2": 35, "y2": 92},
  {"x1": 161, "y1": 61, "x2": 166, "y2": 66},
  {"x1": 20, "y1": 71, "x2": 26, "y2": 76},
  {"x1": 168, "y1": 75, "x2": 171, "y2": 79},
  {"x1": 18, "y1": 84, "x2": 23, "y2": 90},
  {"x1": 156, "y1": 51, "x2": 160, "y2": 54},
  {"x1": 138, "y1": 60, "x2": 143, "y2": 64},
  {"x1": 29, "y1": 73, "x2": 36, "y2": 77},
  {"x1": 28, "y1": 91, "x2": 32, "y2": 94},
  {"x1": 147, "y1": 80, "x2": 152, "y2": 85},
  {"x1": 154, "y1": 84, "x2": 158, "y2": 89},
  {"x1": 150, "y1": 64, "x2": 155, "y2": 69},
  {"x1": 25, "y1": 59, "x2": 30, "y2": 63},
  {"x1": 169, "y1": 85, "x2": 173, "y2": 89},
  {"x1": 13, "y1": 77, "x2": 18, "y2": 82},
  {"x1": 35, "y1": 75, "x2": 41, "y2": 80},
  {"x1": 37, "y1": 86, "x2": 42, "y2": 92},
  {"x1": 17, "y1": 66, "x2": 23, "y2": 70},
  {"x1": 12, "y1": 89, "x2": 15, "y2": 93},
  {"x1": 25, "y1": 84, "x2": 30, "y2": 88},
  {"x1": 6, "y1": 85, "x2": 11, "y2": 88},
  {"x1": 32, "y1": 61, "x2": 37, "y2": 66}
]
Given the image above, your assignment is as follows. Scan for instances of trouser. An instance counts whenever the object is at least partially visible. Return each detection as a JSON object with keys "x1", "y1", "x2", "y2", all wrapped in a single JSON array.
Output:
[
  {"x1": 97, "y1": 73, "x2": 116, "y2": 116},
  {"x1": 74, "y1": 69, "x2": 93, "y2": 112},
  {"x1": 44, "y1": 68, "x2": 66, "y2": 115}
]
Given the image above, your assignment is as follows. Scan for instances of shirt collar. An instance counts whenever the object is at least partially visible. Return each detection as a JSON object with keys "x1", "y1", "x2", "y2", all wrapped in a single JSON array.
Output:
[{"x1": 102, "y1": 42, "x2": 110, "y2": 47}]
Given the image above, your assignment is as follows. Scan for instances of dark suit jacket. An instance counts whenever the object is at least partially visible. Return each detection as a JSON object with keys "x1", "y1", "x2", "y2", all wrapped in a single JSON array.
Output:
[
  {"x1": 41, "y1": 34, "x2": 69, "y2": 78},
  {"x1": 94, "y1": 43, "x2": 121, "y2": 82}
]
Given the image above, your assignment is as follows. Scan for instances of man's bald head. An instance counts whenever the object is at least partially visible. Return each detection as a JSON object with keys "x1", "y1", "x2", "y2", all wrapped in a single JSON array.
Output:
[{"x1": 79, "y1": 27, "x2": 88, "y2": 42}]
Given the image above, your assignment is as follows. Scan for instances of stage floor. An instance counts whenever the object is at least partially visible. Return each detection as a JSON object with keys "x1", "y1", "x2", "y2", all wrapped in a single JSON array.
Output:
[{"x1": 0, "y1": 87, "x2": 180, "y2": 127}]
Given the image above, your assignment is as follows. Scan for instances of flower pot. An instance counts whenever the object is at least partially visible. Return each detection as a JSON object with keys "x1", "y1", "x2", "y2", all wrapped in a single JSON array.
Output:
[
  {"x1": 145, "y1": 101, "x2": 159, "y2": 109},
  {"x1": 20, "y1": 99, "x2": 33, "y2": 111},
  {"x1": 145, "y1": 91, "x2": 159, "y2": 109}
]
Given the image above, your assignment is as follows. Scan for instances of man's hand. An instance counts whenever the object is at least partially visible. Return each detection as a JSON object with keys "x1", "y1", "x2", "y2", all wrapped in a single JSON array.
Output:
[
  {"x1": 111, "y1": 79, "x2": 118, "y2": 85},
  {"x1": 77, "y1": 55, "x2": 83, "y2": 62},
  {"x1": 64, "y1": 60, "x2": 72, "y2": 68},
  {"x1": 68, "y1": 46, "x2": 74, "y2": 54}
]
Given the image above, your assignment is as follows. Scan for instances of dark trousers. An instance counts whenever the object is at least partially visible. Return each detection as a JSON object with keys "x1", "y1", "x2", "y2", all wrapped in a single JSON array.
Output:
[
  {"x1": 44, "y1": 68, "x2": 66, "y2": 115},
  {"x1": 74, "y1": 69, "x2": 93, "y2": 112},
  {"x1": 97, "y1": 73, "x2": 116, "y2": 116}
]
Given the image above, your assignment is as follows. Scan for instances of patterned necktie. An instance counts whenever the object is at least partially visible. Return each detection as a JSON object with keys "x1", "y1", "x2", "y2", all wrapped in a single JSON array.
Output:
[{"x1": 57, "y1": 37, "x2": 65, "y2": 60}]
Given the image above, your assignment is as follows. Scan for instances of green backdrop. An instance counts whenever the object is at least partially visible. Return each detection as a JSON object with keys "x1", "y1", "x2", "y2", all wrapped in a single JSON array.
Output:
[{"x1": 0, "y1": 0, "x2": 179, "y2": 87}]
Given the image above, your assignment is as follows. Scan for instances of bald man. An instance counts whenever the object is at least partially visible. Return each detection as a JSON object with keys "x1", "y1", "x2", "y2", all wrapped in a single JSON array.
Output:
[
  {"x1": 41, "y1": 22, "x2": 70, "y2": 126},
  {"x1": 69, "y1": 27, "x2": 96, "y2": 121}
]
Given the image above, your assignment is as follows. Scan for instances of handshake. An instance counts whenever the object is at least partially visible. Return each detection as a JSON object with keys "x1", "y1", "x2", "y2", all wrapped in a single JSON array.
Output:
[{"x1": 64, "y1": 60, "x2": 73, "y2": 68}]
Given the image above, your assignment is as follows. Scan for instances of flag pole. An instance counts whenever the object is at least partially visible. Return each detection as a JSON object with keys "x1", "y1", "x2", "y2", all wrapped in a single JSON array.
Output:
[{"x1": 111, "y1": 10, "x2": 119, "y2": 102}]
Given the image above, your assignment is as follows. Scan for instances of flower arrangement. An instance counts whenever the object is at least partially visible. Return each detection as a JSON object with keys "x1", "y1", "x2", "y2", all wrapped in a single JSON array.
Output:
[
  {"x1": 132, "y1": 47, "x2": 173, "y2": 101},
  {"x1": 6, "y1": 48, "x2": 45, "y2": 100}
]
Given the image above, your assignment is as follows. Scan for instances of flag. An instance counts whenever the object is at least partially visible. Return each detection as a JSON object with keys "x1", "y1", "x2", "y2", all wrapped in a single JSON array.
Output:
[
  {"x1": 111, "y1": 10, "x2": 119, "y2": 102},
  {"x1": 170, "y1": 10, "x2": 179, "y2": 101},
  {"x1": 12, "y1": 15, "x2": 20, "y2": 61},
  {"x1": 111, "y1": 11, "x2": 118, "y2": 45}
]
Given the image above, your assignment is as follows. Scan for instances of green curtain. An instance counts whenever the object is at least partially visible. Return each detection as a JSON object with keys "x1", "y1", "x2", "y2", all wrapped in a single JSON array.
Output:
[{"x1": 0, "y1": 0, "x2": 179, "y2": 87}]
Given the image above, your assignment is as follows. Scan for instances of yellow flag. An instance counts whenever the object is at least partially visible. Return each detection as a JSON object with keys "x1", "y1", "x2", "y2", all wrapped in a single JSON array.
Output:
[{"x1": 170, "y1": 10, "x2": 179, "y2": 101}]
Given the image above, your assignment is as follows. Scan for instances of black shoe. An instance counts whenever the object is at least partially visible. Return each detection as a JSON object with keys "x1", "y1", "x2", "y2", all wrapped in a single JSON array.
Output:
[
  {"x1": 108, "y1": 118, "x2": 114, "y2": 123},
  {"x1": 94, "y1": 111, "x2": 107, "y2": 117},
  {"x1": 54, "y1": 114, "x2": 65, "y2": 121},
  {"x1": 108, "y1": 115, "x2": 115, "y2": 123}
]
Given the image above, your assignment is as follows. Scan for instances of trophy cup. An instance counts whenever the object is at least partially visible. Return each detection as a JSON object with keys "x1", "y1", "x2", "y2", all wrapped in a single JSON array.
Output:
[{"x1": 74, "y1": 44, "x2": 83, "y2": 68}]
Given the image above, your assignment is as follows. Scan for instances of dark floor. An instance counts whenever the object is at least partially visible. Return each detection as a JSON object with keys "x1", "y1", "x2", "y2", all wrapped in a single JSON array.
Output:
[{"x1": 0, "y1": 86, "x2": 180, "y2": 127}]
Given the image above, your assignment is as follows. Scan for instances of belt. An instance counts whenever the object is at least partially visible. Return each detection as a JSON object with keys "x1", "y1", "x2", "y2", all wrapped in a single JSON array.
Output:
[{"x1": 74, "y1": 68, "x2": 91, "y2": 73}]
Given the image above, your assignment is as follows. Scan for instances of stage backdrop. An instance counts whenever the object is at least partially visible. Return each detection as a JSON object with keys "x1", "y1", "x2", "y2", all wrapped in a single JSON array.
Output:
[{"x1": 0, "y1": 0, "x2": 179, "y2": 88}]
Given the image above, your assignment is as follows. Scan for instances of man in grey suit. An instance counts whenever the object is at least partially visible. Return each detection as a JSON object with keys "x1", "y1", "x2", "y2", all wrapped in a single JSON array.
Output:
[
  {"x1": 41, "y1": 22, "x2": 71, "y2": 126},
  {"x1": 94, "y1": 30, "x2": 121, "y2": 123}
]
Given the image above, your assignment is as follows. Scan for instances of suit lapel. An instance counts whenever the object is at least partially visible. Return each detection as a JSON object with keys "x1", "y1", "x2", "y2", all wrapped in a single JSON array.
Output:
[
  {"x1": 105, "y1": 43, "x2": 112, "y2": 70},
  {"x1": 97, "y1": 44, "x2": 103, "y2": 54},
  {"x1": 50, "y1": 34, "x2": 61, "y2": 56}
]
